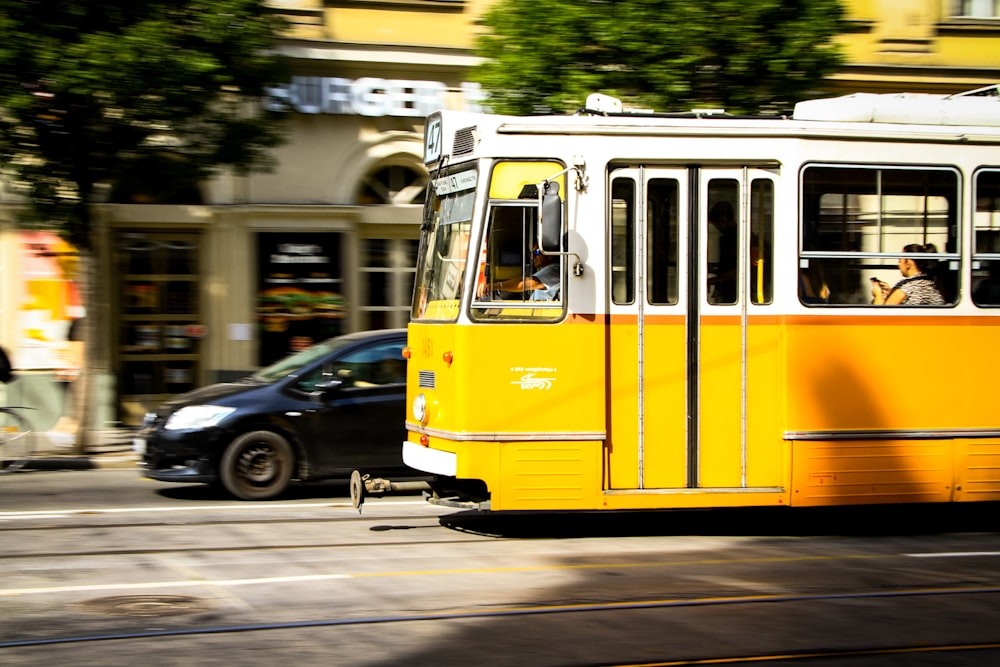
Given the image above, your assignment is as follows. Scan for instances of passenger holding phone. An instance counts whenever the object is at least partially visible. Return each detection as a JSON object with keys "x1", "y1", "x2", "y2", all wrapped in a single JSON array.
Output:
[{"x1": 871, "y1": 243, "x2": 945, "y2": 305}]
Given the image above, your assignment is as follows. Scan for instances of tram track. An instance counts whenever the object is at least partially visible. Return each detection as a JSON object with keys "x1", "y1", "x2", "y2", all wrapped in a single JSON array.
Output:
[
  {"x1": 0, "y1": 510, "x2": 452, "y2": 533},
  {"x1": 0, "y1": 512, "x2": 492, "y2": 560},
  {"x1": 4, "y1": 583, "x2": 1000, "y2": 663},
  {"x1": 4, "y1": 479, "x2": 1000, "y2": 665}
]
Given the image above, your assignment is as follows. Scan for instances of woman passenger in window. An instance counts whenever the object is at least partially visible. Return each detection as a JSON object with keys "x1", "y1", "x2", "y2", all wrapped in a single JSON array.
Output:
[{"x1": 871, "y1": 244, "x2": 945, "y2": 305}]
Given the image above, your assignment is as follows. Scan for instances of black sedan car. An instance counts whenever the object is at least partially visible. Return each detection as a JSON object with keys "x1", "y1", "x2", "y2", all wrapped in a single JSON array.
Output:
[{"x1": 135, "y1": 329, "x2": 416, "y2": 500}]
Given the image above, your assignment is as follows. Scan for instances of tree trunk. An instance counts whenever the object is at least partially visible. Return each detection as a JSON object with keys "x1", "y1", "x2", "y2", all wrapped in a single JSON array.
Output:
[{"x1": 70, "y1": 247, "x2": 94, "y2": 455}]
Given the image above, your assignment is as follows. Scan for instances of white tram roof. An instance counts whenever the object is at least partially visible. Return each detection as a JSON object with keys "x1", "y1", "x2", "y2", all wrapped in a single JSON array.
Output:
[
  {"x1": 581, "y1": 87, "x2": 1000, "y2": 128},
  {"x1": 583, "y1": 84, "x2": 1000, "y2": 127},
  {"x1": 427, "y1": 87, "x2": 1000, "y2": 164},
  {"x1": 791, "y1": 86, "x2": 1000, "y2": 127}
]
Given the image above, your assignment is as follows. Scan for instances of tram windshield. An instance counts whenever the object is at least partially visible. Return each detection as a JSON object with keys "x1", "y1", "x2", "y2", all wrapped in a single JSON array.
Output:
[{"x1": 411, "y1": 167, "x2": 477, "y2": 321}]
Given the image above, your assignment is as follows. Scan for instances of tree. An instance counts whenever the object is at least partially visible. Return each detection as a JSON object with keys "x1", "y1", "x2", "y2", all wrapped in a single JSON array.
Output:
[
  {"x1": 474, "y1": 0, "x2": 846, "y2": 116},
  {"x1": 0, "y1": 0, "x2": 289, "y2": 250},
  {"x1": 0, "y1": 1, "x2": 289, "y2": 451}
]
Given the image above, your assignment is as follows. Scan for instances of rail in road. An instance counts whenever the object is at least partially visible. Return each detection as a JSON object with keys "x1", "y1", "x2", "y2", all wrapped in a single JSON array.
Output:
[{"x1": 2, "y1": 497, "x2": 1000, "y2": 665}]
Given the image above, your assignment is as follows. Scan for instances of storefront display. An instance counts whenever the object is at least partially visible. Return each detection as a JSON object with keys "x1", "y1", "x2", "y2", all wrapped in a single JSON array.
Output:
[
  {"x1": 116, "y1": 232, "x2": 201, "y2": 420},
  {"x1": 256, "y1": 232, "x2": 346, "y2": 365}
]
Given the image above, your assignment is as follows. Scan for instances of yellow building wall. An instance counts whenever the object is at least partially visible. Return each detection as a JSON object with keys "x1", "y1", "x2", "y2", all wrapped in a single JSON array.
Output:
[
  {"x1": 328, "y1": 3, "x2": 490, "y2": 48},
  {"x1": 269, "y1": 1, "x2": 999, "y2": 96},
  {"x1": 834, "y1": 0, "x2": 1000, "y2": 92},
  {"x1": 268, "y1": 0, "x2": 492, "y2": 46}
]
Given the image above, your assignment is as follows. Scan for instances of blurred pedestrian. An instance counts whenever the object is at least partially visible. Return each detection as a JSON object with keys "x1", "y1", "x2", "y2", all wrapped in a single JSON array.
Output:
[{"x1": 0, "y1": 344, "x2": 13, "y2": 385}]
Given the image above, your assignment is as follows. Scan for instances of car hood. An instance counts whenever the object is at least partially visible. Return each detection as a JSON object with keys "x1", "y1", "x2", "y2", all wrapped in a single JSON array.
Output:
[{"x1": 155, "y1": 380, "x2": 265, "y2": 416}]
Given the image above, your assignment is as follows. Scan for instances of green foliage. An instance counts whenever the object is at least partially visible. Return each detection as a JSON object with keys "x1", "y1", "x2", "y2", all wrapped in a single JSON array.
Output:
[
  {"x1": 474, "y1": 0, "x2": 846, "y2": 116},
  {"x1": 0, "y1": 0, "x2": 289, "y2": 248}
]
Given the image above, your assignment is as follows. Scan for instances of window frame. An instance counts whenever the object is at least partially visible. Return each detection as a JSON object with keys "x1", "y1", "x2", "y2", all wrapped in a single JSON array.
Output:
[{"x1": 797, "y1": 162, "x2": 961, "y2": 307}]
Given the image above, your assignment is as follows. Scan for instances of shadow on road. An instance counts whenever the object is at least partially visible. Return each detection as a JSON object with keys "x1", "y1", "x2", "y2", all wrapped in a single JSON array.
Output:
[{"x1": 440, "y1": 502, "x2": 1000, "y2": 539}]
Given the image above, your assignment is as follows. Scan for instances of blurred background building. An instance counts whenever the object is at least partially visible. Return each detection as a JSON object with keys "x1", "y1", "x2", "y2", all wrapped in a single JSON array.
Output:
[{"x1": 0, "y1": 0, "x2": 998, "y2": 433}]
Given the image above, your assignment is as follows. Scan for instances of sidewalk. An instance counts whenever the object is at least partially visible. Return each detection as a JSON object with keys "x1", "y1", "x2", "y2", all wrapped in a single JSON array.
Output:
[{"x1": 28, "y1": 428, "x2": 140, "y2": 470}]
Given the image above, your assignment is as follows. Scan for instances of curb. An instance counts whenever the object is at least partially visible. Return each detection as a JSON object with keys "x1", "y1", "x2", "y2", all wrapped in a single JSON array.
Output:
[
  {"x1": 19, "y1": 452, "x2": 139, "y2": 471},
  {"x1": 21, "y1": 429, "x2": 141, "y2": 470}
]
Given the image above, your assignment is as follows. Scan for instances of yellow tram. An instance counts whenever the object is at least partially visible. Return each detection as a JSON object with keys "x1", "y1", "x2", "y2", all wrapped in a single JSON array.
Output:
[{"x1": 400, "y1": 88, "x2": 1000, "y2": 512}]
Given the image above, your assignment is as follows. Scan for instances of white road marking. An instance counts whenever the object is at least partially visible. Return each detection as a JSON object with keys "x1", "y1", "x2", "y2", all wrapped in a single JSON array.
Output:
[
  {"x1": 1, "y1": 574, "x2": 352, "y2": 597},
  {"x1": 904, "y1": 551, "x2": 1000, "y2": 558}
]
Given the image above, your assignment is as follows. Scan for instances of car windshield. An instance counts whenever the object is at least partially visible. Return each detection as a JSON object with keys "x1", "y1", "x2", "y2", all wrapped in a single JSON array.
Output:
[{"x1": 249, "y1": 337, "x2": 352, "y2": 383}]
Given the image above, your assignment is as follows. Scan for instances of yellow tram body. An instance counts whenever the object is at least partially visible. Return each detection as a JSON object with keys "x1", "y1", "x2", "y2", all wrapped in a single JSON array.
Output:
[{"x1": 403, "y1": 90, "x2": 1000, "y2": 512}]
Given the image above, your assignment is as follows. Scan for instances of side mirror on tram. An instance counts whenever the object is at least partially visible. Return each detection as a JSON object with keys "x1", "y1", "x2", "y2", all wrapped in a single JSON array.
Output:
[{"x1": 539, "y1": 181, "x2": 563, "y2": 252}]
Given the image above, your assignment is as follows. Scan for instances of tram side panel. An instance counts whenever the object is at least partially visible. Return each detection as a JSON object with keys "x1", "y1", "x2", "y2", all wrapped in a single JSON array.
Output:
[
  {"x1": 784, "y1": 314, "x2": 1000, "y2": 506},
  {"x1": 951, "y1": 316, "x2": 1000, "y2": 502}
]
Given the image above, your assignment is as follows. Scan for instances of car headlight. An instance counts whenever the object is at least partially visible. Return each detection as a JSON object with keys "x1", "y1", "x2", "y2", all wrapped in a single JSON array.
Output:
[
  {"x1": 164, "y1": 405, "x2": 236, "y2": 431},
  {"x1": 412, "y1": 393, "x2": 427, "y2": 424}
]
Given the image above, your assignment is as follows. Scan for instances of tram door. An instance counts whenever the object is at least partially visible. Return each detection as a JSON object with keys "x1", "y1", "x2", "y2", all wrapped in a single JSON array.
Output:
[
  {"x1": 607, "y1": 168, "x2": 689, "y2": 489},
  {"x1": 606, "y1": 166, "x2": 777, "y2": 491}
]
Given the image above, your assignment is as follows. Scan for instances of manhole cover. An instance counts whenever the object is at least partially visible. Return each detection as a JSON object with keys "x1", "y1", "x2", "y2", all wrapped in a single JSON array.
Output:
[{"x1": 78, "y1": 595, "x2": 214, "y2": 617}]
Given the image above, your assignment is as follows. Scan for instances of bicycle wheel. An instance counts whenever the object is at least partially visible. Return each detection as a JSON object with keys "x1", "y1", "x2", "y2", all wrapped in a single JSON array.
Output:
[{"x1": 0, "y1": 409, "x2": 34, "y2": 473}]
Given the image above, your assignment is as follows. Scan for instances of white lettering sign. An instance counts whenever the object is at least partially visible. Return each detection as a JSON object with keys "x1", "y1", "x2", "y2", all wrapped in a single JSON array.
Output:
[
  {"x1": 434, "y1": 169, "x2": 478, "y2": 195},
  {"x1": 266, "y1": 78, "x2": 486, "y2": 117}
]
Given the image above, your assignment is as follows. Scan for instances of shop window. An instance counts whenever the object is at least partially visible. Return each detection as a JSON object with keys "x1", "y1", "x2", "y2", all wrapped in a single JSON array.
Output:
[
  {"x1": 116, "y1": 232, "x2": 201, "y2": 424},
  {"x1": 256, "y1": 233, "x2": 345, "y2": 366},
  {"x1": 951, "y1": 0, "x2": 1000, "y2": 18},
  {"x1": 359, "y1": 238, "x2": 418, "y2": 330}
]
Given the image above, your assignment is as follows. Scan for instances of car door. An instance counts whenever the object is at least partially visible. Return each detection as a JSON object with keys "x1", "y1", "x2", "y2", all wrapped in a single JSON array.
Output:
[{"x1": 290, "y1": 335, "x2": 409, "y2": 477}]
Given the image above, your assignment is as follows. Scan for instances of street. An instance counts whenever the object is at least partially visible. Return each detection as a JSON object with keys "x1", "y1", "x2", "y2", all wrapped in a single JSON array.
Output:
[{"x1": 3, "y1": 467, "x2": 1000, "y2": 666}]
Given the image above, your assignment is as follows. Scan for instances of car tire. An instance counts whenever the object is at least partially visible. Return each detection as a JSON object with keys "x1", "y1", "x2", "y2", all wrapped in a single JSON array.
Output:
[{"x1": 219, "y1": 431, "x2": 295, "y2": 500}]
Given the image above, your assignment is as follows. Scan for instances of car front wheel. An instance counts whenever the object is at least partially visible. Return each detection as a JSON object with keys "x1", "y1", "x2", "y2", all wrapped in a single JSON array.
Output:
[{"x1": 219, "y1": 431, "x2": 294, "y2": 500}]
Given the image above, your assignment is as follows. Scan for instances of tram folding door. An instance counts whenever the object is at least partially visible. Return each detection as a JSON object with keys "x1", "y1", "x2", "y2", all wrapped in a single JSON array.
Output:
[
  {"x1": 606, "y1": 167, "x2": 689, "y2": 490},
  {"x1": 605, "y1": 166, "x2": 783, "y2": 495}
]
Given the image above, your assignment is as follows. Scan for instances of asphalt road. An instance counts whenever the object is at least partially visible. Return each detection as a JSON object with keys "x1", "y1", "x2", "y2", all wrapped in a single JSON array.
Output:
[{"x1": 3, "y1": 467, "x2": 1000, "y2": 666}]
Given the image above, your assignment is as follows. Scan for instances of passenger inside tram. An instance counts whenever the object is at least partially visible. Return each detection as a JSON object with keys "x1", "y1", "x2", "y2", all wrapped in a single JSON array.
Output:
[
  {"x1": 870, "y1": 244, "x2": 945, "y2": 306},
  {"x1": 799, "y1": 262, "x2": 830, "y2": 304}
]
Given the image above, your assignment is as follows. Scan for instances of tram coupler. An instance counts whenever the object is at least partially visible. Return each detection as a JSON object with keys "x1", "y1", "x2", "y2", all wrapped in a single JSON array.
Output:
[{"x1": 349, "y1": 470, "x2": 431, "y2": 513}]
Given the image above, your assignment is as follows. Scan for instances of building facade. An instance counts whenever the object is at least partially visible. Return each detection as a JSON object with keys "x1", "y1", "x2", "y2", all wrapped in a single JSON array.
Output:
[
  {"x1": 0, "y1": 0, "x2": 998, "y2": 433},
  {"x1": 833, "y1": 0, "x2": 1000, "y2": 93}
]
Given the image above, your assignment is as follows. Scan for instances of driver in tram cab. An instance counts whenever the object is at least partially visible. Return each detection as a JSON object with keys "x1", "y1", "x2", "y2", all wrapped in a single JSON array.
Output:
[{"x1": 478, "y1": 245, "x2": 560, "y2": 301}]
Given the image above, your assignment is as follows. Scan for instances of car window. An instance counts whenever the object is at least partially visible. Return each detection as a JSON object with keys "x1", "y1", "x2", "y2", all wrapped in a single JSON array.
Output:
[
  {"x1": 291, "y1": 339, "x2": 405, "y2": 392},
  {"x1": 292, "y1": 365, "x2": 330, "y2": 393},
  {"x1": 332, "y1": 341, "x2": 406, "y2": 387},
  {"x1": 251, "y1": 338, "x2": 346, "y2": 383}
]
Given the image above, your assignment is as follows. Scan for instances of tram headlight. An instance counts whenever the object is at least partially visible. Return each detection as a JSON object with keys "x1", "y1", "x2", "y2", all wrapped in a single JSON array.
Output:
[{"x1": 412, "y1": 393, "x2": 428, "y2": 425}]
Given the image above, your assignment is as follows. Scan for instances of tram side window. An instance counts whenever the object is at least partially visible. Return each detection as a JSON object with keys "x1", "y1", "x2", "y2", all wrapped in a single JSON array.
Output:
[
  {"x1": 750, "y1": 179, "x2": 774, "y2": 305},
  {"x1": 647, "y1": 178, "x2": 680, "y2": 305},
  {"x1": 471, "y1": 202, "x2": 563, "y2": 321},
  {"x1": 707, "y1": 180, "x2": 740, "y2": 304},
  {"x1": 800, "y1": 165, "x2": 959, "y2": 306},
  {"x1": 704, "y1": 178, "x2": 773, "y2": 305},
  {"x1": 972, "y1": 169, "x2": 1000, "y2": 307},
  {"x1": 611, "y1": 178, "x2": 635, "y2": 305}
]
